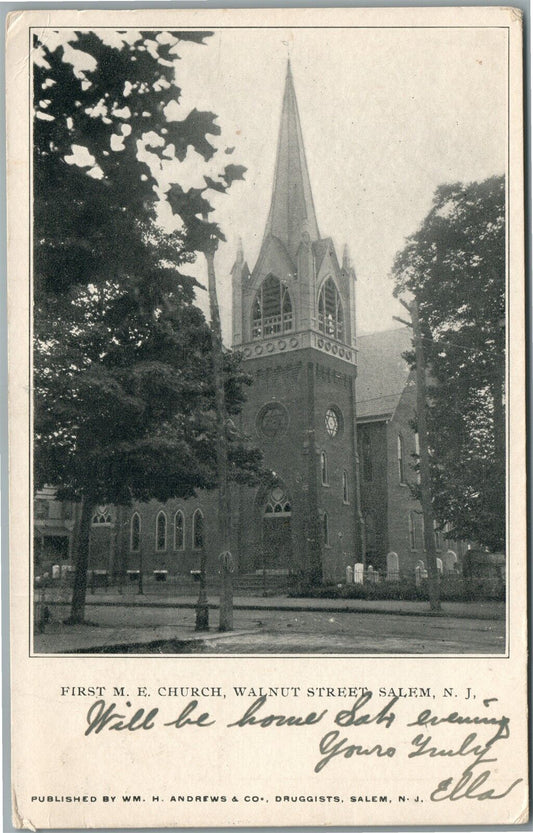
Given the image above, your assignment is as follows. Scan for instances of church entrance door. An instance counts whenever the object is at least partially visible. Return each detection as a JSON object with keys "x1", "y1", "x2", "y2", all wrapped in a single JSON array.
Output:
[{"x1": 261, "y1": 484, "x2": 293, "y2": 572}]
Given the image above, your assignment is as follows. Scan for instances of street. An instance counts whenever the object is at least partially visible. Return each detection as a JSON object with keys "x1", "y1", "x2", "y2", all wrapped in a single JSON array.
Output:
[{"x1": 37, "y1": 600, "x2": 505, "y2": 654}]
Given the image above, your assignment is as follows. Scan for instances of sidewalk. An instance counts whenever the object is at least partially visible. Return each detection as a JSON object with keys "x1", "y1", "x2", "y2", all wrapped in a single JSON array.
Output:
[
  {"x1": 38, "y1": 590, "x2": 504, "y2": 619},
  {"x1": 34, "y1": 622, "x2": 258, "y2": 654}
]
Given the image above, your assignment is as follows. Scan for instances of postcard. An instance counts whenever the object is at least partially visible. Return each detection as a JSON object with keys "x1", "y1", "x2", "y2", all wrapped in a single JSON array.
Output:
[{"x1": 6, "y1": 6, "x2": 527, "y2": 829}]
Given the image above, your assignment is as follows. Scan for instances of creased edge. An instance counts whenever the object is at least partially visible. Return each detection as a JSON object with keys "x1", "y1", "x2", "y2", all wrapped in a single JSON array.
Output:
[
  {"x1": 12, "y1": 787, "x2": 37, "y2": 831},
  {"x1": 5, "y1": 10, "x2": 26, "y2": 38},
  {"x1": 513, "y1": 800, "x2": 530, "y2": 825},
  {"x1": 505, "y1": 5, "x2": 523, "y2": 24}
]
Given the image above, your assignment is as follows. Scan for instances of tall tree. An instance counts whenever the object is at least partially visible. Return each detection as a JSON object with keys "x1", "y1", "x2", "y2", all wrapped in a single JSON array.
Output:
[
  {"x1": 33, "y1": 30, "x2": 261, "y2": 622},
  {"x1": 392, "y1": 176, "x2": 505, "y2": 552}
]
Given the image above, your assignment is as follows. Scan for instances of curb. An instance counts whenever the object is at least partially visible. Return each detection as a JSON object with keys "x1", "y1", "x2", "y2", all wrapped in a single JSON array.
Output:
[
  {"x1": 42, "y1": 598, "x2": 504, "y2": 622},
  {"x1": 61, "y1": 628, "x2": 260, "y2": 654},
  {"x1": 33, "y1": 627, "x2": 260, "y2": 655}
]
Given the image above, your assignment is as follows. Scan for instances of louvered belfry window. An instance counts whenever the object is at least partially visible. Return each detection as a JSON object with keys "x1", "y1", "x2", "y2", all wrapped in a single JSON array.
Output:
[
  {"x1": 252, "y1": 275, "x2": 293, "y2": 339},
  {"x1": 318, "y1": 277, "x2": 344, "y2": 341}
]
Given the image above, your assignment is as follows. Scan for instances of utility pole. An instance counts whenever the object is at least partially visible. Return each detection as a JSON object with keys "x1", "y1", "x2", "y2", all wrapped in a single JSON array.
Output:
[
  {"x1": 395, "y1": 298, "x2": 441, "y2": 612},
  {"x1": 203, "y1": 221, "x2": 233, "y2": 632},
  {"x1": 137, "y1": 543, "x2": 144, "y2": 596},
  {"x1": 352, "y1": 411, "x2": 367, "y2": 569},
  {"x1": 195, "y1": 548, "x2": 209, "y2": 631}
]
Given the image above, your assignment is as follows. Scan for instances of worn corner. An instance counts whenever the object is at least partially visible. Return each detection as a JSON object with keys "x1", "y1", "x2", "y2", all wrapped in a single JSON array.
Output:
[{"x1": 11, "y1": 788, "x2": 37, "y2": 831}]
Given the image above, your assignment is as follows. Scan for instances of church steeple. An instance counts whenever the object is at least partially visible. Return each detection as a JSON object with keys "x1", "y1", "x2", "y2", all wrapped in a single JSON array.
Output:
[
  {"x1": 262, "y1": 60, "x2": 320, "y2": 263},
  {"x1": 235, "y1": 61, "x2": 356, "y2": 356}
]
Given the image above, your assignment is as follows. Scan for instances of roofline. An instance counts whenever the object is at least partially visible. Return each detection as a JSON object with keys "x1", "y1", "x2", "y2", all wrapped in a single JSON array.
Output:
[{"x1": 356, "y1": 414, "x2": 392, "y2": 424}]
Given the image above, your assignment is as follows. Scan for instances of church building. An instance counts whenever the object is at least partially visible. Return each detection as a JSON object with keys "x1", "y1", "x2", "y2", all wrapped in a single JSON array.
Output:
[
  {"x1": 35, "y1": 63, "x2": 463, "y2": 587},
  {"x1": 228, "y1": 59, "x2": 361, "y2": 583}
]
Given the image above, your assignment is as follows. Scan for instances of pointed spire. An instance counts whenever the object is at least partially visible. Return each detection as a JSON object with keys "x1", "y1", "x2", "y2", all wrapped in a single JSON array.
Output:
[
  {"x1": 342, "y1": 244, "x2": 351, "y2": 270},
  {"x1": 236, "y1": 237, "x2": 244, "y2": 266},
  {"x1": 262, "y1": 60, "x2": 320, "y2": 263}
]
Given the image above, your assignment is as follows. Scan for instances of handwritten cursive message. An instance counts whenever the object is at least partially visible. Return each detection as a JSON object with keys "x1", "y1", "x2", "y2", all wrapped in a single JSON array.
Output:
[{"x1": 81, "y1": 690, "x2": 522, "y2": 803}]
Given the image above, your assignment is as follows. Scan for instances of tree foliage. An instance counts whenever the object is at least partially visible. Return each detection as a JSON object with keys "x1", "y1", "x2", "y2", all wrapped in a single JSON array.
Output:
[
  {"x1": 33, "y1": 29, "x2": 262, "y2": 620},
  {"x1": 34, "y1": 29, "x2": 245, "y2": 296},
  {"x1": 34, "y1": 28, "x2": 260, "y2": 506},
  {"x1": 392, "y1": 176, "x2": 505, "y2": 551},
  {"x1": 35, "y1": 271, "x2": 261, "y2": 507}
]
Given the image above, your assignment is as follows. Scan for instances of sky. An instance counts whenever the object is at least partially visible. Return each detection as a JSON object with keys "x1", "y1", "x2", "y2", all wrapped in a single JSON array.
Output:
[
  {"x1": 165, "y1": 26, "x2": 507, "y2": 341},
  {"x1": 44, "y1": 25, "x2": 508, "y2": 342}
]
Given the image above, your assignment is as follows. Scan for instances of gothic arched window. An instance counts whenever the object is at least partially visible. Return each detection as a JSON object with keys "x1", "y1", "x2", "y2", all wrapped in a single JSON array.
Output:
[
  {"x1": 174, "y1": 510, "x2": 185, "y2": 551},
  {"x1": 252, "y1": 275, "x2": 293, "y2": 339},
  {"x1": 130, "y1": 512, "x2": 141, "y2": 553},
  {"x1": 414, "y1": 431, "x2": 421, "y2": 483},
  {"x1": 193, "y1": 509, "x2": 204, "y2": 550},
  {"x1": 92, "y1": 506, "x2": 112, "y2": 525},
  {"x1": 342, "y1": 470, "x2": 349, "y2": 503},
  {"x1": 156, "y1": 511, "x2": 167, "y2": 551},
  {"x1": 264, "y1": 484, "x2": 291, "y2": 516},
  {"x1": 397, "y1": 434, "x2": 406, "y2": 484},
  {"x1": 318, "y1": 278, "x2": 344, "y2": 341},
  {"x1": 321, "y1": 451, "x2": 329, "y2": 485},
  {"x1": 408, "y1": 511, "x2": 417, "y2": 550}
]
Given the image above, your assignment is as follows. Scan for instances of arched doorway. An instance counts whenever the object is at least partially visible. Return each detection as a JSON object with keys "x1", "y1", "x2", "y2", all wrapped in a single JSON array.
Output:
[{"x1": 261, "y1": 483, "x2": 293, "y2": 572}]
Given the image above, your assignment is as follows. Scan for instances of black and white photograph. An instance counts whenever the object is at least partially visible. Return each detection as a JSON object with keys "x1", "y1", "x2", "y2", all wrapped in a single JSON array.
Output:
[
  {"x1": 30, "y1": 21, "x2": 510, "y2": 656},
  {"x1": 7, "y1": 7, "x2": 527, "y2": 830}
]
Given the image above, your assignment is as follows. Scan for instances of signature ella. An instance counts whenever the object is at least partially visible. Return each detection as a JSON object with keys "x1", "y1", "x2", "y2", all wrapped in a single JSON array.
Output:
[{"x1": 408, "y1": 698, "x2": 523, "y2": 802}]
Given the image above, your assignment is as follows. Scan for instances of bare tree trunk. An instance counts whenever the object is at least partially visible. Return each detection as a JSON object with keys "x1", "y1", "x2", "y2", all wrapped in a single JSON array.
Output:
[
  {"x1": 68, "y1": 495, "x2": 93, "y2": 624},
  {"x1": 195, "y1": 549, "x2": 209, "y2": 631},
  {"x1": 410, "y1": 301, "x2": 441, "y2": 612},
  {"x1": 204, "y1": 238, "x2": 233, "y2": 632}
]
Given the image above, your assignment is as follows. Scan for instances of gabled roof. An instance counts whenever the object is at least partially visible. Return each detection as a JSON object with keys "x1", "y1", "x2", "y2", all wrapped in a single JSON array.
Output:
[
  {"x1": 259, "y1": 60, "x2": 320, "y2": 265},
  {"x1": 356, "y1": 327, "x2": 414, "y2": 421},
  {"x1": 312, "y1": 238, "x2": 342, "y2": 276},
  {"x1": 312, "y1": 239, "x2": 329, "y2": 271},
  {"x1": 251, "y1": 234, "x2": 297, "y2": 283}
]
